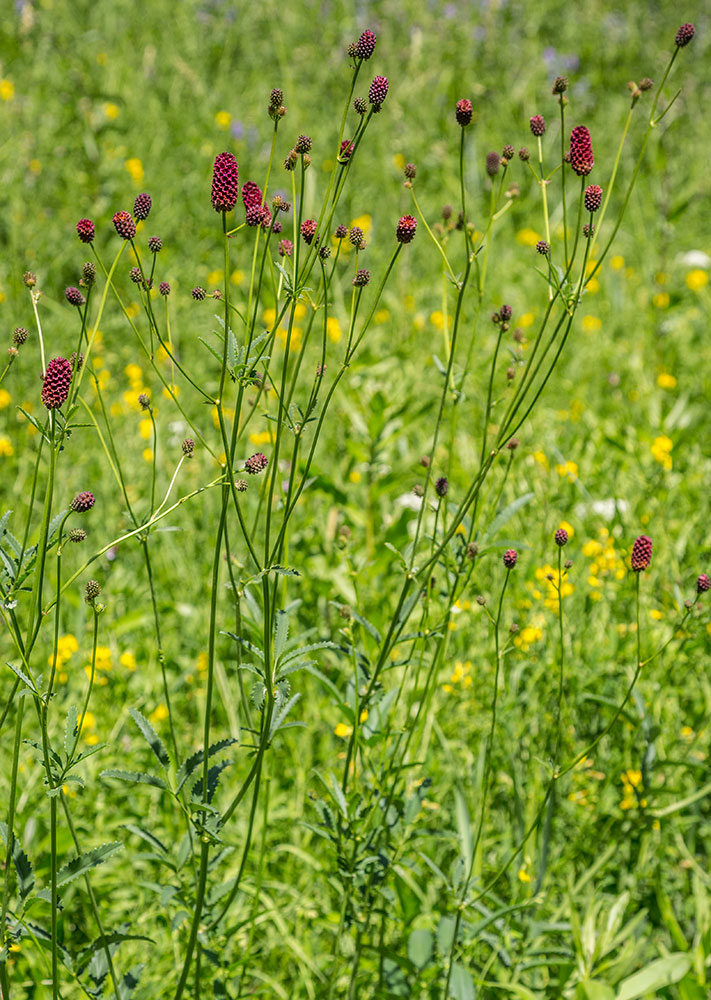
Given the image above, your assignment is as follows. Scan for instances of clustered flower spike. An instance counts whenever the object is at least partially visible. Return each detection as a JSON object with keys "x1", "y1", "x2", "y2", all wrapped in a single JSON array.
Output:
[
  {"x1": 552, "y1": 76, "x2": 568, "y2": 94},
  {"x1": 71, "y1": 491, "x2": 96, "y2": 513},
  {"x1": 65, "y1": 286, "x2": 85, "y2": 307},
  {"x1": 113, "y1": 211, "x2": 136, "y2": 240},
  {"x1": 569, "y1": 126, "x2": 594, "y2": 176},
  {"x1": 630, "y1": 534, "x2": 653, "y2": 572},
  {"x1": 211, "y1": 151, "x2": 240, "y2": 213},
  {"x1": 353, "y1": 268, "x2": 370, "y2": 287},
  {"x1": 191, "y1": 286, "x2": 206, "y2": 301},
  {"x1": 182, "y1": 438, "x2": 195, "y2": 457},
  {"x1": 435, "y1": 476, "x2": 448, "y2": 497},
  {"x1": 41, "y1": 357, "x2": 73, "y2": 409},
  {"x1": 129, "y1": 267, "x2": 143, "y2": 284},
  {"x1": 355, "y1": 29, "x2": 376, "y2": 60},
  {"x1": 334, "y1": 224, "x2": 348, "y2": 239},
  {"x1": 159, "y1": 281, "x2": 171, "y2": 296},
  {"x1": 76, "y1": 218, "x2": 95, "y2": 244},
  {"x1": 245, "y1": 452, "x2": 268, "y2": 475},
  {"x1": 13, "y1": 327, "x2": 28, "y2": 346},
  {"x1": 675, "y1": 23, "x2": 695, "y2": 47},
  {"x1": 536, "y1": 240, "x2": 550, "y2": 255},
  {"x1": 518, "y1": 147, "x2": 530, "y2": 161},
  {"x1": 349, "y1": 226, "x2": 365, "y2": 248},
  {"x1": 148, "y1": 235, "x2": 162, "y2": 253},
  {"x1": 295, "y1": 135, "x2": 312, "y2": 154},
  {"x1": 697, "y1": 574, "x2": 710, "y2": 593},
  {"x1": 133, "y1": 193, "x2": 152, "y2": 221},
  {"x1": 85, "y1": 580, "x2": 101, "y2": 604},
  {"x1": 81, "y1": 261, "x2": 96, "y2": 285},
  {"x1": 529, "y1": 114, "x2": 546, "y2": 137},
  {"x1": 68, "y1": 528, "x2": 86, "y2": 543},
  {"x1": 555, "y1": 528, "x2": 569, "y2": 546},
  {"x1": 300, "y1": 219, "x2": 318, "y2": 244},
  {"x1": 486, "y1": 151, "x2": 500, "y2": 176},
  {"x1": 278, "y1": 239, "x2": 293, "y2": 257},
  {"x1": 503, "y1": 549, "x2": 518, "y2": 569},
  {"x1": 404, "y1": 162, "x2": 416, "y2": 179},
  {"x1": 584, "y1": 184, "x2": 603, "y2": 213},
  {"x1": 396, "y1": 215, "x2": 417, "y2": 244},
  {"x1": 368, "y1": 75, "x2": 389, "y2": 111},
  {"x1": 353, "y1": 97, "x2": 367, "y2": 115},
  {"x1": 339, "y1": 139, "x2": 354, "y2": 161},
  {"x1": 138, "y1": 393, "x2": 150, "y2": 410},
  {"x1": 455, "y1": 99, "x2": 473, "y2": 126}
]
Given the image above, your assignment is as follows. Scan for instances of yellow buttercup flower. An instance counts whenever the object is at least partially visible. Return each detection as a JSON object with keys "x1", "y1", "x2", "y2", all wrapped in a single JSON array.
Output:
[
  {"x1": 215, "y1": 110, "x2": 231, "y2": 129},
  {"x1": 656, "y1": 372, "x2": 677, "y2": 389},
  {"x1": 686, "y1": 269, "x2": 708, "y2": 291},
  {"x1": 0, "y1": 80, "x2": 15, "y2": 101},
  {"x1": 125, "y1": 157, "x2": 144, "y2": 184}
]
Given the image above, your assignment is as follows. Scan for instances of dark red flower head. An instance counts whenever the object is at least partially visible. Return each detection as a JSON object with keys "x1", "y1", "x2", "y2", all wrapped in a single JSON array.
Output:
[
  {"x1": 191, "y1": 286, "x2": 206, "y2": 301},
  {"x1": 456, "y1": 99, "x2": 473, "y2": 126},
  {"x1": 569, "y1": 126, "x2": 594, "y2": 176},
  {"x1": 65, "y1": 286, "x2": 85, "y2": 307},
  {"x1": 71, "y1": 491, "x2": 95, "y2": 513},
  {"x1": 536, "y1": 240, "x2": 550, "y2": 255},
  {"x1": 486, "y1": 151, "x2": 500, "y2": 176},
  {"x1": 368, "y1": 76, "x2": 389, "y2": 110},
  {"x1": 41, "y1": 357, "x2": 73, "y2": 409},
  {"x1": 396, "y1": 215, "x2": 417, "y2": 244},
  {"x1": 630, "y1": 535, "x2": 653, "y2": 572},
  {"x1": 133, "y1": 192, "x2": 152, "y2": 221},
  {"x1": 555, "y1": 528, "x2": 569, "y2": 547},
  {"x1": 435, "y1": 476, "x2": 448, "y2": 497},
  {"x1": 159, "y1": 281, "x2": 171, "y2": 296},
  {"x1": 675, "y1": 23, "x2": 695, "y2": 47},
  {"x1": 353, "y1": 269, "x2": 370, "y2": 287},
  {"x1": 355, "y1": 29, "x2": 376, "y2": 60},
  {"x1": 339, "y1": 139, "x2": 354, "y2": 160},
  {"x1": 295, "y1": 134, "x2": 312, "y2": 154},
  {"x1": 529, "y1": 115, "x2": 546, "y2": 137},
  {"x1": 334, "y1": 224, "x2": 348, "y2": 239},
  {"x1": 76, "y1": 218, "x2": 95, "y2": 243},
  {"x1": 503, "y1": 549, "x2": 518, "y2": 569},
  {"x1": 245, "y1": 452, "x2": 268, "y2": 475},
  {"x1": 697, "y1": 574, "x2": 710, "y2": 593},
  {"x1": 584, "y1": 184, "x2": 603, "y2": 213},
  {"x1": 148, "y1": 235, "x2": 162, "y2": 252},
  {"x1": 278, "y1": 238, "x2": 293, "y2": 257},
  {"x1": 300, "y1": 219, "x2": 318, "y2": 244},
  {"x1": 211, "y1": 151, "x2": 240, "y2": 213},
  {"x1": 112, "y1": 211, "x2": 136, "y2": 240}
]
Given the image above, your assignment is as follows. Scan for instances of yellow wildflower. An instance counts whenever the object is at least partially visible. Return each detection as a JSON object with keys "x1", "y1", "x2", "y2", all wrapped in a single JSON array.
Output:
[
  {"x1": 125, "y1": 158, "x2": 144, "y2": 184},
  {"x1": 652, "y1": 292, "x2": 669, "y2": 308},
  {"x1": 334, "y1": 722, "x2": 353, "y2": 739},
  {"x1": 651, "y1": 435, "x2": 672, "y2": 470},
  {"x1": 0, "y1": 437, "x2": 14, "y2": 458},
  {"x1": 610, "y1": 255, "x2": 625, "y2": 270},
  {"x1": 582, "y1": 315, "x2": 602, "y2": 332},
  {"x1": 326, "y1": 316, "x2": 342, "y2": 342},
  {"x1": 656, "y1": 372, "x2": 677, "y2": 389},
  {"x1": 555, "y1": 460, "x2": 578, "y2": 481},
  {"x1": 120, "y1": 652, "x2": 137, "y2": 671},
  {"x1": 103, "y1": 102, "x2": 120, "y2": 119},
  {"x1": 0, "y1": 80, "x2": 15, "y2": 101},
  {"x1": 215, "y1": 110, "x2": 231, "y2": 129},
  {"x1": 149, "y1": 704, "x2": 170, "y2": 724},
  {"x1": 516, "y1": 228, "x2": 541, "y2": 247},
  {"x1": 686, "y1": 269, "x2": 708, "y2": 291}
]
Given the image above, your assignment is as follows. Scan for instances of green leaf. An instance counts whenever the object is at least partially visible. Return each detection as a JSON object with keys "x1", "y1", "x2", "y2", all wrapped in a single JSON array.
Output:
[
  {"x1": 0, "y1": 822, "x2": 34, "y2": 900},
  {"x1": 101, "y1": 769, "x2": 169, "y2": 790},
  {"x1": 407, "y1": 928, "x2": 433, "y2": 969},
  {"x1": 577, "y1": 982, "x2": 615, "y2": 1000},
  {"x1": 120, "y1": 824, "x2": 168, "y2": 855},
  {"x1": 269, "y1": 692, "x2": 301, "y2": 738},
  {"x1": 6, "y1": 661, "x2": 38, "y2": 695},
  {"x1": 483, "y1": 491, "x2": 534, "y2": 542},
  {"x1": 176, "y1": 738, "x2": 238, "y2": 793},
  {"x1": 129, "y1": 707, "x2": 171, "y2": 771},
  {"x1": 449, "y1": 962, "x2": 476, "y2": 999},
  {"x1": 56, "y1": 841, "x2": 124, "y2": 889},
  {"x1": 77, "y1": 931, "x2": 154, "y2": 969},
  {"x1": 615, "y1": 954, "x2": 692, "y2": 1000},
  {"x1": 191, "y1": 760, "x2": 233, "y2": 803}
]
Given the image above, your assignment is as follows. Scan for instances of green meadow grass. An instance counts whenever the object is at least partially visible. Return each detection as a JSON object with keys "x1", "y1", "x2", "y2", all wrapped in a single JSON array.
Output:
[{"x1": 0, "y1": 0, "x2": 709, "y2": 996}]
